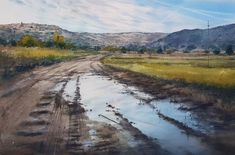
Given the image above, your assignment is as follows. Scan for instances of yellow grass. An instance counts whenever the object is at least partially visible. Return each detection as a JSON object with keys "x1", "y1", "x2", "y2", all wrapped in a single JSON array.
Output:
[
  {"x1": 103, "y1": 55, "x2": 235, "y2": 88},
  {"x1": 9, "y1": 47, "x2": 88, "y2": 59},
  {"x1": 0, "y1": 47, "x2": 92, "y2": 78}
]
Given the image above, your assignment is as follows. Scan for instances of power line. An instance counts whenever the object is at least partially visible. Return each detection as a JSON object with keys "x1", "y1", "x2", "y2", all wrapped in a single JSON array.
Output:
[{"x1": 207, "y1": 20, "x2": 210, "y2": 67}]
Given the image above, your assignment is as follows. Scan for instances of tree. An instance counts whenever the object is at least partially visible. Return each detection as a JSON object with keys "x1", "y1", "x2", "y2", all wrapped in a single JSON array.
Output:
[
  {"x1": 157, "y1": 47, "x2": 163, "y2": 54},
  {"x1": 186, "y1": 44, "x2": 196, "y2": 51},
  {"x1": 44, "y1": 40, "x2": 54, "y2": 48},
  {"x1": 138, "y1": 46, "x2": 147, "y2": 54},
  {"x1": 0, "y1": 38, "x2": 7, "y2": 46},
  {"x1": 165, "y1": 48, "x2": 175, "y2": 54},
  {"x1": 226, "y1": 45, "x2": 234, "y2": 55},
  {"x1": 213, "y1": 48, "x2": 220, "y2": 55},
  {"x1": 94, "y1": 46, "x2": 101, "y2": 51},
  {"x1": 138, "y1": 48, "x2": 145, "y2": 54},
  {"x1": 9, "y1": 40, "x2": 17, "y2": 46},
  {"x1": 17, "y1": 35, "x2": 39, "y2": 47},
  {"x1": 53, "y1": 32, "x2": 65, "y2": 48},
  {"x1": 121, "y1": 47, "x2": 127, "y2": 53}
]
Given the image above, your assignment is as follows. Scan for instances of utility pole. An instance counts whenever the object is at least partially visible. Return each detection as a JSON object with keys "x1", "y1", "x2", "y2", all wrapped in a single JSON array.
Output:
[{"x1": 207, "y1": 20, "x2": 210, "y2": 67}]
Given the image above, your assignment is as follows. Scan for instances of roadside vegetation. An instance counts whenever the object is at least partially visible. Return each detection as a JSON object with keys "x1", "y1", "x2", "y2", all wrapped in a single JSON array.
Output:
[
  {"x1": 0, "y1": 47, "x2": 90, "y2": 79},
  {"x1": 0, "y1": 31, "x2": 96, "y2": 80},
  {"x1": 103, "y1": 54, "x2": 235, "y2": 88}
]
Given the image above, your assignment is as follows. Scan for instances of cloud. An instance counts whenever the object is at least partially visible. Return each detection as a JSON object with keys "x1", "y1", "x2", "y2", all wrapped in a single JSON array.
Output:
[
  {"x1": 1, "y1": 0, "x2": 235, "y2": 33},
  {"x1": 9, "y1": 0, "x2": 25, "y2": 5}
]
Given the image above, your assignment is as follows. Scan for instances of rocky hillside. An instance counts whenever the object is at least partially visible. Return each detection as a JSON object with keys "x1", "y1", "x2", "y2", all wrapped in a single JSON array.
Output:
[
  {"x1": 0, "y1": 23, "x2": 166, "y2": 48},
  {"x1": 150, "y1": 24, "x2": 235, "y2": 50},
  {"x1": 0, "y1": 23, "x2": 235, "y2": 50},
  {"x1": 76, "y1": 32, "x2": 167, "y2": 47}
]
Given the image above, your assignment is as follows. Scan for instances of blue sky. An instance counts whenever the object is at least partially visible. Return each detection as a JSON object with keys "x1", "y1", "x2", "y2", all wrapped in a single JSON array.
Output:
[{"x1": 0, "y1": 0, "x2": 235, "y2": 33}]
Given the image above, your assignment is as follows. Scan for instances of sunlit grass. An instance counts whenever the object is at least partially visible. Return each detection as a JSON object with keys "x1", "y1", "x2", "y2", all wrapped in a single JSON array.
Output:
[
  {"x1": 0, "y1": 47, "x2": 92, "y2": 78},
  {"x1": 10, "y1": 47, "x2": 89, "y2": 59},
  {"x1": 103, "y1": 55, "x2": 235, "y2": 88}
]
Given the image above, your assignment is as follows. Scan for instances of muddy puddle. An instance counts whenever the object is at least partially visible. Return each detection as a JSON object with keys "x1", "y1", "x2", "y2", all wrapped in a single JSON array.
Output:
[{"x1": 77, "y1": 73, "x2": 217, "y2": 155}]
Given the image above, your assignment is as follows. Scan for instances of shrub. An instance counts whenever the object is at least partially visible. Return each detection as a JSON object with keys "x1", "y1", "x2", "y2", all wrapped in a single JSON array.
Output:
[
  {"x1": 121, "y1": 47, "x2": 127, "y2": 53},
  {"x1": 138, "y1": 47, "x2": 147, "y2": 54},
  {"x1": 204, "y1": 50, "x2": 210, "y2": 54},
  {"x1": 157, "y1": 47, "x2": 163, "y2": 54},
  {"x1": 0, "y1": 51, "x2": 16, "y2": 77},
  {"x1": 186, "y1": 44, "x2": 197, "y2": 51},
  {"x1": 165, "y1": 48, "x2": 175, "y2": 54},
  {"x1": 53, "y1": 32, "x2": 65, "y2": 48},
  {"x1": 213, "y1": 48, "x2": 220, "y2": 55},
  {"x1": 17, "y1": 35, "x2": 40, "y2": 47},
  {"x1": 226, "y1": 45, "x2": 234, "y2": 55},
  {"x1": 44, "y1": 40, "x2": 54, "y2": 48},
  {"x1": 0, "y1": 38, "x2": 7, "y2": 46},
  {"x1": 9, "y1": 40, "x2": 17, "y2": 46}
]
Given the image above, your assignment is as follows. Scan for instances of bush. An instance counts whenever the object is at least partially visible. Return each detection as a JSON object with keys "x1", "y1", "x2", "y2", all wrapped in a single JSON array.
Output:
[
  {"x1": 53, "y1": 32, "x2": 65, "y2": 48},
  {"x1": 0, "y1": 38, "x2": 7, "y2": 46},
  {"x1": 17, "y1": 35, "x2": 40, "y2": 47},
  {"x1": 121, "y1": 47, "x2": 127, "y2": 53},
  {"x1": 44, "y1": 40, "x2": 54, "y2": 48},
  {"x1": 186, "y1": 44, "x2": 197, "y2": 51},
  {"x1": 204, "y1": 50, "x2": 210, "y2": 54},
  {"x1": 157, "y1": 47, "x2": 163, "y2": 54},
  {"x1": 0, "y1": 52, "x2": 16, "y2": 77},
  {"x1": 165, "y1": 48, "x2": 175, "y2": 54},
  {"x1": 226, "y1": 45, "x2": 234, "y2": 55},
  {"x1": 138, "y1": 47, "x2": 147, "y2": 54},
  {"x1": 9, "y1": 40, "x2": 17, "y2": 46},
  {"x1": 213, "y1": 48, "x2": 220, "y2": 55},
  {"x1": 183, "y1": 50, "x2": 190, "y2": 53}
]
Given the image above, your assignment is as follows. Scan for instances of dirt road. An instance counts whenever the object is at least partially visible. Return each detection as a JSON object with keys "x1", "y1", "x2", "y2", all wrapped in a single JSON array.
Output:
[
  {"x1": 0, "y1": 55, "x2": 234, "y2": 155},
  {"x1": 0, "y1": 55, "x2": 164, "y2": 155}
]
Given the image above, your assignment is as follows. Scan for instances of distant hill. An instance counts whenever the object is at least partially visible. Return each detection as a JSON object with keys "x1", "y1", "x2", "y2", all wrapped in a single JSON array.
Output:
[
  {"x1": 149, "y1": 24, "x2": 235, "y2": 50},
  {"x1": 0, "y1": 23, "x2": 166, "y2": 48},
  {"x1": 0, "y1": 23, "x2": 235, "y2": 51}
]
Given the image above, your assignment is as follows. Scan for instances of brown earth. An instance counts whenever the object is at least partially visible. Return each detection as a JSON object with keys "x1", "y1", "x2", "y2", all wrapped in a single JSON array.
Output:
[
  {"x1": 0, "y1": 55, "x2": 234, "y2": 155},
  {"x1": 0, "y1": 55, "x2": 166, "y2": 155}
]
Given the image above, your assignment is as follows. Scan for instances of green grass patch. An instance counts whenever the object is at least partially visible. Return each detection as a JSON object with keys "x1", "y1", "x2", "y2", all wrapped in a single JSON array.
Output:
[{"x1": 102, "y1": 55, "x2": 235, "y2": 88}]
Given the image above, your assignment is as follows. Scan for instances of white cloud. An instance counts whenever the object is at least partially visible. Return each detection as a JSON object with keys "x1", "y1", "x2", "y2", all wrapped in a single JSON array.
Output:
[{"x1": 0, "y1": 0, "x2": 233, "y2": 33}]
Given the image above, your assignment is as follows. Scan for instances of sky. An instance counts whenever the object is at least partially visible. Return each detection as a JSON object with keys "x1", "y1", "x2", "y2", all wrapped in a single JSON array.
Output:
[{"x1": 0, "y1": 0, "x2": 235, "y2": 33}]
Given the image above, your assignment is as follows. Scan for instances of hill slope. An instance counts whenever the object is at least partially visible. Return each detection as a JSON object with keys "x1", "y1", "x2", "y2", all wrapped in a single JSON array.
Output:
[
  {"x1": 0, "y1": 23, "x2": 166, "y2": 48},
  {"x1": 150, "y1": 24, "x2": 235, "y2": 50},
  {"x1": 1, "y1": 23, "x2": 235, "y2": 50}
]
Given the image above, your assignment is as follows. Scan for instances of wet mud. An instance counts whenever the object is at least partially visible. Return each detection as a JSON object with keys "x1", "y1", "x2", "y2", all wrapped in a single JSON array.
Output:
[{"x1": 0, "y1": 56, "x2": 234, "y2": 155}]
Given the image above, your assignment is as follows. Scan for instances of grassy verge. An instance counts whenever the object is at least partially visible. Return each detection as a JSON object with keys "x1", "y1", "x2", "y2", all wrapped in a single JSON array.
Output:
[
  {"x1": 0, "y1": 47, "x2": 93, "y2": 79},
  {"x1": 102, "y1": 54, "x2": 235, "y2": 88}
]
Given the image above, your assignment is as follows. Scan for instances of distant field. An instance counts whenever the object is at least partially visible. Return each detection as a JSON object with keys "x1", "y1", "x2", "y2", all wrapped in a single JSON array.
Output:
[
  {"x1": 0, "y1": 47, "x2": 91, "y2": 78},
  {"x1": 103, "y1": 54, "x2": 235, "y2": 88}
]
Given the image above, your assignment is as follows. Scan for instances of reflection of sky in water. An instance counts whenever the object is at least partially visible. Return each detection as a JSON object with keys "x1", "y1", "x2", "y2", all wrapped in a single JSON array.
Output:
[
  {"x1": 63, "y1": 76, "x2": 78, "y2": 103},
  {"x1": 152, "y1": 100, "x2": 212, "y2": 134},
  {"x1": 79, "y1": 74, "x2": 213, "y2": 155}
]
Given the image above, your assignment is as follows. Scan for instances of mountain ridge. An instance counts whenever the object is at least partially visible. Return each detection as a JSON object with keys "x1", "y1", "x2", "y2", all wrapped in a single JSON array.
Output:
[{"x1": 0, "y1": 23, "x2": 235, "y2": 50}]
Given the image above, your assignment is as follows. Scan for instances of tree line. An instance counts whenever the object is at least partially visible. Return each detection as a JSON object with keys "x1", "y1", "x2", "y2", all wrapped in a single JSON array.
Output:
[
  {"x1": 0, "y1": 32, "x2": 234, "y2": 55},
  {"x1": 0, "y1": 32, "x2": 76, "y2": 49},
  {"x1": 102, "y1": 45, "x2": 234, "y2": 55}
]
